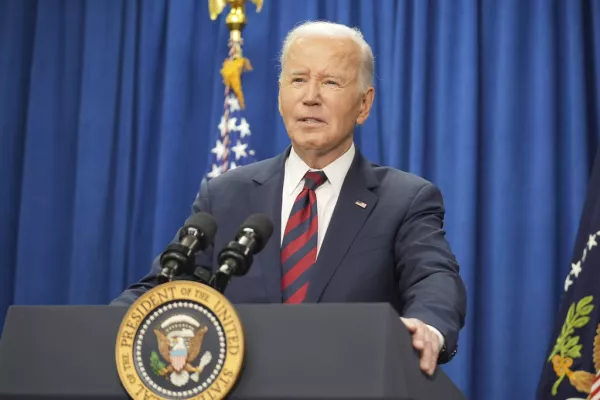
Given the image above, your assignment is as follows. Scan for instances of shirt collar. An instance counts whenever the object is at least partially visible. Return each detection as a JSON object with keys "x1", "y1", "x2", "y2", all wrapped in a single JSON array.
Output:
[{"x1": 284, "y1": 143, "x2": 356, "y2": 195}]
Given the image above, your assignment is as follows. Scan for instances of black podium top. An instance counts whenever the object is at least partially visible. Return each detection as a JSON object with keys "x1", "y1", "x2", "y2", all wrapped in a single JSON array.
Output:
[{"x1": 0, "y1": 303, "x2": 464, "y2": 399}]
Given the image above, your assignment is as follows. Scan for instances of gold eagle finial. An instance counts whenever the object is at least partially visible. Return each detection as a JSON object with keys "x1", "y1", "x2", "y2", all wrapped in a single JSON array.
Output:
[
  {"x1": 209, "y1": 0, "x2": 263, "y2": 21},
  {"x1": 208, "y1": 0, "x2": 226, "y2": 20}
]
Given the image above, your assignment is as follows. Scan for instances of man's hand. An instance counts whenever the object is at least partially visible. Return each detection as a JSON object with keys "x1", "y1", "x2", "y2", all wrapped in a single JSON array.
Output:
[{"x1": 400, "y1": 317, "x2": 441, "y2": 376}]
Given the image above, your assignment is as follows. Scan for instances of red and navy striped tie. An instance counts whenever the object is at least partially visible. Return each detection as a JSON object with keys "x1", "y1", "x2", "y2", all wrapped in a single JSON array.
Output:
[{"x1": 281, "y1": 170, "x2": 328, "y2": 303}]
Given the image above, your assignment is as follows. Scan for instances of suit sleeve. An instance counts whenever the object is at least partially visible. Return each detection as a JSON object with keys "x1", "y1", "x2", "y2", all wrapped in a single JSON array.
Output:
[
  {"x1": 394, "y1": 182, "x2": 467, "y2": 363},
  {"x1": 110, "y1": 178, "x2": 214, "y2": 306}
]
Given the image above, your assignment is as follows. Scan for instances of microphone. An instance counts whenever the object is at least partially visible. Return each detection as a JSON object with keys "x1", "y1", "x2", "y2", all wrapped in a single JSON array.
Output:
[
  {"x1": 157, "y1": 212, "x2": 218, "y2": 283},
  {"x1": 211, "y1": 214, "x2": 274, "y2": 293}
]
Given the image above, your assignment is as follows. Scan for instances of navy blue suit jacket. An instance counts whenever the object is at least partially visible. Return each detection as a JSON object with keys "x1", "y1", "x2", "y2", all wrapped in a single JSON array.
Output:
[{"x1": 112, "y1": 146, "x2": 467, "y2": 362}]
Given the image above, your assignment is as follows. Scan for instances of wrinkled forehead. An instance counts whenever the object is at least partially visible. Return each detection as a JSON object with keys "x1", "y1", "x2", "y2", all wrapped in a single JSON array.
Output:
[{"x1": 282, "y1": 36, "x2": 361, "y2": 77}]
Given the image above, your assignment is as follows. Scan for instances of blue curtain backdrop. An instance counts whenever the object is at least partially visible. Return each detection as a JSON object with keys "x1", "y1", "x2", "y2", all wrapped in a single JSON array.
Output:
[{"x1": 2, "y1": 0, "x2": 600, "y2": 399}]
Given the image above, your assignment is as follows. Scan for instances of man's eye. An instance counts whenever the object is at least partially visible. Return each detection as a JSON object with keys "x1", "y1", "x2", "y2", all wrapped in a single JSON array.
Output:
[
  {"x1": 292, "y1": 78, "x2": 305, "y2": 83},
  {"x1": 325, "y1": 80, "x2": 339, "y2": 86}
]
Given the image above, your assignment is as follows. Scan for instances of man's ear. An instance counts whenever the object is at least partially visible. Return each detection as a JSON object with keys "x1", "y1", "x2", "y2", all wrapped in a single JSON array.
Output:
[
  {"x1": 356, "y1": 86, "x2": 375, "y2": 125},
  {"x1": 278, "y1": 81, "x2": 282, "y2": 115}
]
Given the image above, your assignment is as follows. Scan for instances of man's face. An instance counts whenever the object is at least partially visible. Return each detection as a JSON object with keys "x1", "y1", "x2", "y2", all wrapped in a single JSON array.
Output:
[{"x1": 278, "y1": 36, "x2": 374, "y2": 160}]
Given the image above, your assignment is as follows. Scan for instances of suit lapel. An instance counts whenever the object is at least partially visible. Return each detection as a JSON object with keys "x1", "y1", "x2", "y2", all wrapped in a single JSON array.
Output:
[
  {"x1": 305, "y1": 150, "x2": 379, "y2": 302},
  {"x1": 249, "y1": 148, "x2": 289, "y2": 303}
]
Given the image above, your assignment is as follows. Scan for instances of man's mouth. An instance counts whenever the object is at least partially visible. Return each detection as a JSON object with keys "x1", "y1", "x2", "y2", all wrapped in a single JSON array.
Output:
[{"x1": 298, "y1": 118, "x2": 325, "y2": 124}]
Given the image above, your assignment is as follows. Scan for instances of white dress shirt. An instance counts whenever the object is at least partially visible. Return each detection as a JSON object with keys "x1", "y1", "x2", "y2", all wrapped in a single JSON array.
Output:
[
  {"x1": 281, "y1": 143, "x2": 355, "y2": 252},
  {"x1": 280, "y1": 143, "x2": 445, "y2": 352}
]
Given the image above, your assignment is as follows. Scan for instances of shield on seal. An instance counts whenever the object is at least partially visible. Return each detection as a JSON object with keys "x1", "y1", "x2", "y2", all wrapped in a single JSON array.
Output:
[{"x1": 170, "y1": 338, "x2": 188, "y2": 373}]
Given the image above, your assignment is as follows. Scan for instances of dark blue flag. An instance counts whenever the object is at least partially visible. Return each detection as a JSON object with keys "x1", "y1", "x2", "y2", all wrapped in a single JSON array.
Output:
[{"x1": 537, "y1": 147, "x2": 600, "y2": 399}]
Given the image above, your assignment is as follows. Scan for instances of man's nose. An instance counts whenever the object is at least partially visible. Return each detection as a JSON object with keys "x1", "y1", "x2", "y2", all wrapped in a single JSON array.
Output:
[{"x1": 302, "y1": 81, "x2": 321, "y2": 106}]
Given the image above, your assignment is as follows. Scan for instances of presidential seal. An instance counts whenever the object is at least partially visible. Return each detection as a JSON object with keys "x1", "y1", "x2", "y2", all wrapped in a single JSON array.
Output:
[{"x1": 115, "y1": 281, "x2": 244, "y2": 400}]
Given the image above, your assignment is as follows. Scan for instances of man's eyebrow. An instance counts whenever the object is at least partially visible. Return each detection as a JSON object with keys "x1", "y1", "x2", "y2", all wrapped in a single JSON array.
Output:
[{"x1": 286, "y1": 71, "x2": 345, "y2": 80}]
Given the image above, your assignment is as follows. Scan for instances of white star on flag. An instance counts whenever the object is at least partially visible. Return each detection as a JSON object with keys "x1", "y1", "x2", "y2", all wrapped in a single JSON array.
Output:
[
  {"x1": 211, "y1": 139, "x2": 226, "y2": 160},
  {"x1": 564, "y1": 275, "x2": 574, "y2": 292},
  {"x1": 231, "y1": 140, "x2": 248, "y2": 160},
  {"x1": 238, "y1": 118, "x2": 251, "y2": 138},
  {"x1": 570, "y1": 261, "x2": 582, "y2": 278},
  {"x1": 587, "y1": 234, "x2": 597, "y2": 250},
  {"x1": 207, "y1": 164, "x2": 222, "y2": 179},
  {"x1": 227, "y1": 117, "x2": 238, "y2": 132},
  {"x1": 218, "y1": 117, "x2": 227, "y2": 137},
  {"x1": 226, "y1": 96, "x2": 241, "y2": 112}
]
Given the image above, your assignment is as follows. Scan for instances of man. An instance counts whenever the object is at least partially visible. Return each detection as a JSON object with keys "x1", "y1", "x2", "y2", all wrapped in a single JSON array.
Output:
[{"x1": 112, "y1": 21, "x2": 467, "y2": 375}]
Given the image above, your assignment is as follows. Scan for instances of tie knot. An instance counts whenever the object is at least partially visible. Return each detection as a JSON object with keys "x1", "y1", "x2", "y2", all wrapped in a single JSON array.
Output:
[{"x1": 303, "y1": 170, "x2": 327, "y2": 190}]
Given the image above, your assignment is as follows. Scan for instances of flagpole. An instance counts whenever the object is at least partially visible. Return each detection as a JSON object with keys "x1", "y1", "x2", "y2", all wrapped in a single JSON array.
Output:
[{"x1": 210, "y1": 0, "x2": 262, "y2": 55}]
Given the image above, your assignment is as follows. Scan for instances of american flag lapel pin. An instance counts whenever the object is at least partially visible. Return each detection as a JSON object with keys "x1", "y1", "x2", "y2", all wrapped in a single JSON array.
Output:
[{"x1": 355, "y1": 200, "x2": 367, "y2": 209}]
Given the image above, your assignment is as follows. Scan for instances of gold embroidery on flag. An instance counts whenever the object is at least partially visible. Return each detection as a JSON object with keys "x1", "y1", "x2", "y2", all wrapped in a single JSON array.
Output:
[{"x1": 547, "y1": 296, "x2": 595, "y2": 395}]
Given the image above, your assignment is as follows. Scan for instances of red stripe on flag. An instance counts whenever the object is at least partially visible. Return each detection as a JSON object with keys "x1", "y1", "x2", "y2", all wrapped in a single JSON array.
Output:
[
  {"x1": 284, "y1": 282, "x2": 309, "y2": 304},
  {"x1": 281, "y1": 247, "x2": 318, "y2": 290},
  {"x1": 281, "y1": 217, "x2": 318, "y2": 263},
  {"x1": 591, "y1": 374, "x2": 600, "y2": 400}
]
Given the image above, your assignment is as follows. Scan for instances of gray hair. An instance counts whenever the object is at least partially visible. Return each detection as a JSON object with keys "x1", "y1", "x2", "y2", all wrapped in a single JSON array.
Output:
[{"x1": 278, "y1": 21, "x2": 374, "y2": 93}]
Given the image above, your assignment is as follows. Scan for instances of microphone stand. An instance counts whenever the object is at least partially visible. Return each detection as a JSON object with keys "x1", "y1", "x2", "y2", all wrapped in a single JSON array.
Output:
[
  {"x1": 191, "y1": 266, "x2": 213, "y2": 286},
  {"x1": 210, "y1": 270, "x2": 231, "y2": 294}
]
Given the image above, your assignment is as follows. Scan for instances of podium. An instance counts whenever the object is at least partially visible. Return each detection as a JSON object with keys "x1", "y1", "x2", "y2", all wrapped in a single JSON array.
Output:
[{"x1": 0, "y1": 303, "x2": 464, "y2": 399}]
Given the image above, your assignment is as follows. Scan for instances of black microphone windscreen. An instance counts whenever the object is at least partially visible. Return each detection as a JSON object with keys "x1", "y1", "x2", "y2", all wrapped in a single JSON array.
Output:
[
  {"x1": 239, "y1": 214, "x2": 273, "y2": 253},
  {"x1": 183, "y1": 212, "x2": 218, "y2": 242}
]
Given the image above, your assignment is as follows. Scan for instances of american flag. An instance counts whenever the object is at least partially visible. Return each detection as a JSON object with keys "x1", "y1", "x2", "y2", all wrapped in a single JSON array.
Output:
[{"x1": 205, "y1": 89, "x2": 257, "y2": 180}]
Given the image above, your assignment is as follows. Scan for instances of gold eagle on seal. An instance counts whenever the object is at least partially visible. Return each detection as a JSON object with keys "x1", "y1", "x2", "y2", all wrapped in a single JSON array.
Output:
[{"x1": 153, "y1": 325, "x2": 212, "y2": 387}]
